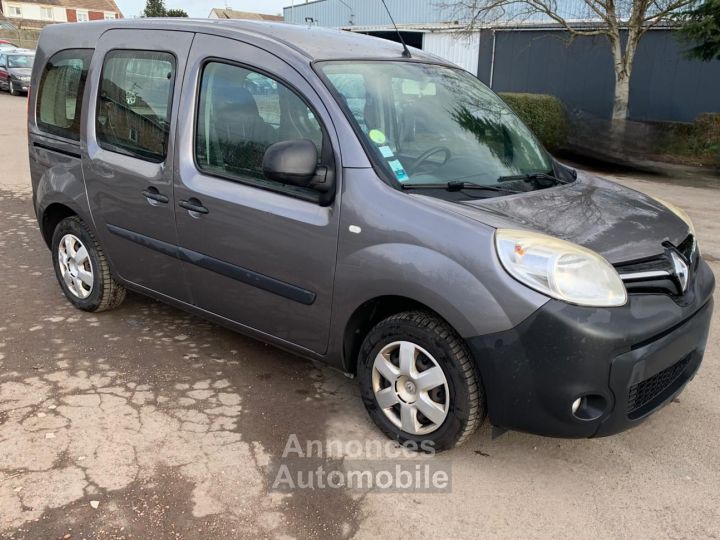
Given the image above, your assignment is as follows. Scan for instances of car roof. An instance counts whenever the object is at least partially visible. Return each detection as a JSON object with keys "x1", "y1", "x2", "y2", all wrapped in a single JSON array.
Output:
[
  {"x1": 200, "y1": 19, "x2": 437, "y2": 62},
  {"x1": 41, "y1": 18, "x2": 444, "y2": 64}
]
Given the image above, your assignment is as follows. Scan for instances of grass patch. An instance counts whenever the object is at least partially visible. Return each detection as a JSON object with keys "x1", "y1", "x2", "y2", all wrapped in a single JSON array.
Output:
[{"x1": 657, "y1": 113, "x2": 720, "y2": 166}]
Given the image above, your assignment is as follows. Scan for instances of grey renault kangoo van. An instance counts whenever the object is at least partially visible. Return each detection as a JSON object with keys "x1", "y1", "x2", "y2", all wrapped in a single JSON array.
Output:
[{"x1": 29, "y1": 20, "x2": 714, "y2": 450}]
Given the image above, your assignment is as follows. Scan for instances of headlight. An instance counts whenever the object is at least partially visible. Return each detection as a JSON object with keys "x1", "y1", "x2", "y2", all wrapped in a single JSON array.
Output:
[
  {"x1": 653, "y1": 197, "x2": 695, "y2": 237},
  {"x1": 495, "y1": 229, "x2": 627, "y2": 307}
]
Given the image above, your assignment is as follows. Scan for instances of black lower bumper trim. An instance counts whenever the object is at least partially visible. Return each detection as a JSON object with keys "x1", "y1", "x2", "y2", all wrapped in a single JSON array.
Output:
[{"x1": 467, "y1": 259, "x2": 715, "y2": 438}]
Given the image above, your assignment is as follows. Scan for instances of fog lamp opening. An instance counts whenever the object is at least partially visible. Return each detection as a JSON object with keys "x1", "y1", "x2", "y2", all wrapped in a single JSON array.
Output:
[{"x1": 571, "y1": 394, "x2": 607, "y2": 421}]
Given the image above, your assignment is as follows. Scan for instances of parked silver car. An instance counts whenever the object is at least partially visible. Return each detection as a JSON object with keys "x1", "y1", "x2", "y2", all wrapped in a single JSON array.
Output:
[{"x1": 28, "y1": 20, "x2": 714, "y2": 450}]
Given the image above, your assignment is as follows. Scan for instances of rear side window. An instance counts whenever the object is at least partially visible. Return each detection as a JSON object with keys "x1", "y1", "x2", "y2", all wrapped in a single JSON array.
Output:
[
  {"x1": 96, "y1": 50, "x2": 175, "y2": 162},
  {"x1": 36, "y1": 49, "x2": 93, "y2": 141}
]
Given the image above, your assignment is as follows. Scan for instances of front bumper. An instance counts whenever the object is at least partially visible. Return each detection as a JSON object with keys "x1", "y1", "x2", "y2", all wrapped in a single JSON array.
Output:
[
  {"x1": 467, "y1": 258, "x2": 715, "y2": 438},
  {"x1": 11, "y1": 80, "x2": 29, "y2": 91}
]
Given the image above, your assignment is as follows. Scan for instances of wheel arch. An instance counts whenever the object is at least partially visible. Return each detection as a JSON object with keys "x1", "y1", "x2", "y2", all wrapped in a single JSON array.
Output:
[
  {"x1": 342, "y1": 295, "x2": 454, "y2": 374},
  {"x1": 40, "y1": 202, "x2": 78, "y2": 248},
  {"x1": 32, "y1": 147, "x2": 93, "y2": 249}
]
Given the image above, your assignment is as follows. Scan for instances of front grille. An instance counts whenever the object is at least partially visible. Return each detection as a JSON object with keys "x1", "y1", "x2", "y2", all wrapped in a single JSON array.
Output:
[
  {"x1": 616, "y1": 255, "x2": 672, "y2": 275},
  {"x1": 615, "y1": 235, "x2": 697, "y2": 296},
  {"x1": 677, "y1": 234, "x2": 698, "y2": 268},
  {"x1": 627, "y1": 354, "x2": 691, "y2": 415}
]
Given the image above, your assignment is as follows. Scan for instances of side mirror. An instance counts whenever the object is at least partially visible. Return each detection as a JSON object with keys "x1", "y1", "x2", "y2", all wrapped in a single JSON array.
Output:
[{"x1": 263, "y1": 139, "x2": 319, "y2": 188}]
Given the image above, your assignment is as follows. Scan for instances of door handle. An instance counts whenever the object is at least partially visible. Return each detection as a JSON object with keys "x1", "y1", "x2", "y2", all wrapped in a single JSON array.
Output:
[
  {"x1": 179, "y1": 198, "x2": 209, "y2": 215},
  {"x1": 142, "y1": 187, "x2": 169, "y2": 205}
]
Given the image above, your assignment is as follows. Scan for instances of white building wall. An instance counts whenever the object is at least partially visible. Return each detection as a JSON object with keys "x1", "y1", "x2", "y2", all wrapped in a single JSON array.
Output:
[
  {"x1": 2, "y1": 1, "x2": 68, "y2": 22},
  {"x1": 51, "y1": 5, "x2": 67, "y2": 21},
  {"x1": 422, "y1": 31, "x2": 481, "y2": 75}
]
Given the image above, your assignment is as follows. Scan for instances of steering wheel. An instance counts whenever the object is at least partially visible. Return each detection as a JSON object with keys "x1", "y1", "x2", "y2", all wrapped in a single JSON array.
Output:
[{"x1": 407, "y1": 146, "x2": 452, "y2": 174}]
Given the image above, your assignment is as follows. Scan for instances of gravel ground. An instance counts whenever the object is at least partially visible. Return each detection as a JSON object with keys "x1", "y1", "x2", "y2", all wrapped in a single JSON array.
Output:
[{"x1": 0, "y1": 91, "x2": 718, "y2": 539}]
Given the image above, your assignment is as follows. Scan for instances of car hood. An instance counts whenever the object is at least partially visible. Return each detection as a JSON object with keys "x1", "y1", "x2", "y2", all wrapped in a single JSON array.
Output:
[
  {"x1": 415, "y1": 172, "x2": 689, "y2": 264},
  {"x1": 8, "y1": 67, "x2": 31, "y2": 77}
]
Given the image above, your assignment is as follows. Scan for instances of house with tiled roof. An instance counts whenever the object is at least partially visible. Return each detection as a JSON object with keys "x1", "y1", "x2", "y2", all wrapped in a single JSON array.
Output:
[
  {"x1": 1, "y1": 0, "x2": 122, "y2": 29},
  {"x1": 208, "y1": 8, "x2": 282, "y2": 22}
]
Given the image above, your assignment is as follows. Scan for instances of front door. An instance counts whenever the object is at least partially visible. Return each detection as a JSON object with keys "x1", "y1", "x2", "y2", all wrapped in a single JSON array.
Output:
[
  {"x1": 173, "y1": 34, "x2": 341, "y2": 354},
  {"x1": 82, "y1": 29, "x2": 193, "y2": 302}
]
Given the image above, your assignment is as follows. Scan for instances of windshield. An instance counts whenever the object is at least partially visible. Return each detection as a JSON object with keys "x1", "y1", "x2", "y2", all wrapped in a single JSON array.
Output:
[
  {"x1": 8, "y1": 54, "x2": 34, "y2": 69},
  {"x1": 319, "y1": 61, "x2": 553, "y2": 187}
]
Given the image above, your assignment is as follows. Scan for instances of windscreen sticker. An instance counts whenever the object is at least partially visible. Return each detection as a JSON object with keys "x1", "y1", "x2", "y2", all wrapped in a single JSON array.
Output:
[
  {"x1": 378, "y1": 145, "x2": 394, "y2": 158},
  {"x1": 369, "y1": 129, "x2": 387, "y2": 145},
  {"x1": 388, "y1": 159, "x2": 409, "y2": 182}
]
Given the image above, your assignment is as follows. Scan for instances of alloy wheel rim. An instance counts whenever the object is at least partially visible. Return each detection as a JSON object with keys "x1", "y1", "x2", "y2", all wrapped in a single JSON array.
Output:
[
  {"x1": 371, "y1": 340, "x2": 450, "y2": 435},
  {"x1": 58, "y1": 234, "x2": 94, "y2": 299}
]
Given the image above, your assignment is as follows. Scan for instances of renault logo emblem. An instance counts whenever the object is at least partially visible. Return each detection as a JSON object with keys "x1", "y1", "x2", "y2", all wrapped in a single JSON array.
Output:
[{"x1": 670, "y1": 251, "x2": 689, "y2": 293}]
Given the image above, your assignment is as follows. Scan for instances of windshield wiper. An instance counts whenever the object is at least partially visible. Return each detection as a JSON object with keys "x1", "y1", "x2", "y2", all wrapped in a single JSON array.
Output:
[
  {"x1": 497, "y1": 172, "x2": 570, "y2": 185},
  {"x1": 402, "y1": 181, "x2": 522, "y2": 194}
]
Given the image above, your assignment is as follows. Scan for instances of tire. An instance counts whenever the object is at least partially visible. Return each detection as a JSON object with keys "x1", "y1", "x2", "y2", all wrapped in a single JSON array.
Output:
[
  {"x1": 358, "y1": 311, "x2": 485, "y2": 452},
  {"x1": 9, "y1": 82, "x2": 18, "y2": 96},
  {"x1": 51, "y1": 216, "x2": 126, "y2": 312}
]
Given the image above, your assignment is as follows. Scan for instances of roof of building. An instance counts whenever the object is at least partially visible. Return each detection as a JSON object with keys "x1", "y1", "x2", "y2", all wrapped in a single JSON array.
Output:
[
  {"x1": 209, "y1": 8, "x2": 283, "y2": 21},
  {"x1": 62, "y1": 0, "x2": 123, "y2": 13},
  {"x1": 8, "y1": 0, "x2": 62, "y2": 4}
]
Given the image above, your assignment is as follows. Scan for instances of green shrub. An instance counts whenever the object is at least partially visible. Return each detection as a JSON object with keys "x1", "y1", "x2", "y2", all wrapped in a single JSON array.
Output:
[
  {"x1": 658, "y1": 113, "x2": 720, "y2": 165},
  {"x1": 691, "y1": 113, "x2": 720, "y2": 160},
  {"x1": 499, "y1": 93, "x2": 569, "y2": 152}
]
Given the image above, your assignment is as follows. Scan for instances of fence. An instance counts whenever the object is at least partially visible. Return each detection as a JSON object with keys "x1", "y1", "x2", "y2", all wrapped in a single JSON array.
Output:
[{"x1": 0, "y1": 28, "x2": 41, "y2": 50}]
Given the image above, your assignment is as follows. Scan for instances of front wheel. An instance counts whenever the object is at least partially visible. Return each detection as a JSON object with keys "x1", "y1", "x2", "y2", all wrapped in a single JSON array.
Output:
[
  {"x1": 51, "y1": 216, "x2": 126, "y2": 312},
  {"x1": 9, "y1": 81, "x2": 18, "y2": 96},
  {"x1": 358, "y1": 311, "x2": 485, "y2": 452}
]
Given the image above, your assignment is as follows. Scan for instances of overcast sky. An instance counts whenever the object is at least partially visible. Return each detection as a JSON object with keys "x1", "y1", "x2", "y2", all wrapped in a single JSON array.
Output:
[{"x1": 116, "y1": 0, "x2": 290, "y2": 18}]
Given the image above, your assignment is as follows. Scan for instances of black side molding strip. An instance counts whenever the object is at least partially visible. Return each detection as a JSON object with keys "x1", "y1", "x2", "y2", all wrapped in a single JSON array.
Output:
[
  {"x1": 106, "y1": 224, "x2": 316, "y2": 306},
  {"x1": 33, "y1": 142, "x2": 82, "y2": 159},
  {"x1": 107, "y1": 224, "x2": 177, "y2": 258}
]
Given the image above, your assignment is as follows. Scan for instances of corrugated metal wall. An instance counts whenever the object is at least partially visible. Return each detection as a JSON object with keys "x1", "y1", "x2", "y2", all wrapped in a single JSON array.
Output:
[
  {"x1": 423, "y1": 31, "x2": 481, "y2": 73},
  {"x1": 477, "y1": 28, "x2": 720, "y2": 122},
  {"x1": 283, "y1": 0, "x2": 601, "y2": 27},
  {"x1": 283, "y1": 0, "x2": 456, "y2": 26},
  {"x1": 284, "y1": 2, "x2": 719, "y2": 123}
]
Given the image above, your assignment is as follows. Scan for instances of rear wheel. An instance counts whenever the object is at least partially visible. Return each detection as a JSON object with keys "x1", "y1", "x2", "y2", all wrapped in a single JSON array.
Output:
[
  {"x1": 51, "y1": 216, "x2": 126, "y2": 312},
  {"x1": 358, "y1": 311, "x2": 485, "y2": 452}
]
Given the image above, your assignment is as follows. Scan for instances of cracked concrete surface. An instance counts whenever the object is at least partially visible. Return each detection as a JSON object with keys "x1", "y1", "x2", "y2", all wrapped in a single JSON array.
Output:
[
  {"x1": 0, "y1": 367, "x2": 273, "y2": 529},
  {"x1": 1, "y1": 92, "x2": 720, "y2": 539},
  {"x1": 0, "y1": 183, "x2": 363, "y2": 537}
]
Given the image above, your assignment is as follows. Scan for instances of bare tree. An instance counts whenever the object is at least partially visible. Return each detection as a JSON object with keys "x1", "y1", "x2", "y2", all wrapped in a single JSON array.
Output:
[{"x1": 447, "y1": 0, "x2": 697, "y2": 120}]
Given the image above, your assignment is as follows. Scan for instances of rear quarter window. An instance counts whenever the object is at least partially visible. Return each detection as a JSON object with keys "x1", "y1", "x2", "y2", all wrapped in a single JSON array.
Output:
[
  {"x1": 36, "y1": 49, "x2": 93, "y2": 141},
  {"x1": 95, "y1": 50, "x2": 175, "y2": 163}
]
